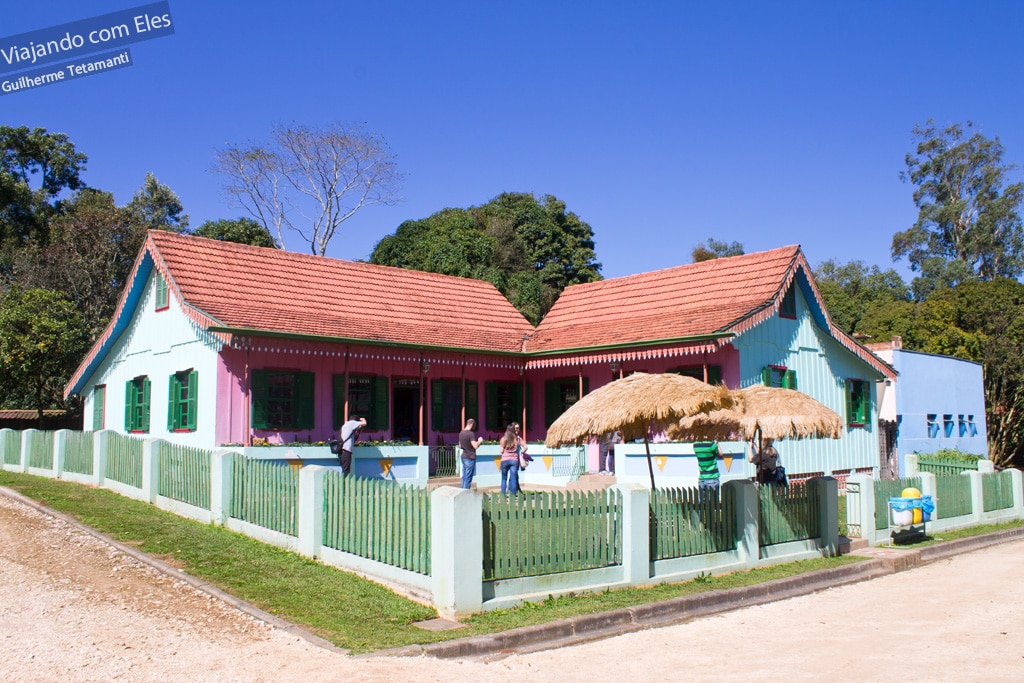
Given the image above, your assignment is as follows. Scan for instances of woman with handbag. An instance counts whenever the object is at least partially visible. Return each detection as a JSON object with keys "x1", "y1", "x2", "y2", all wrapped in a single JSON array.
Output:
[{"x1": 499, "y1": 425, "x2": 521, "y2": 495}]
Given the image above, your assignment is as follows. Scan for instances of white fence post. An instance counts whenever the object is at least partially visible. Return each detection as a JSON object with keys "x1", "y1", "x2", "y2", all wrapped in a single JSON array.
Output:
[
  {"x1": 613, "y1": 483, "x2": 650, "y2": 586},
  {"x1": 297, "y1": 465, "x2": 328, "y2": 558},
  {"x1": 19, "y1": 428, "x2": 34, "y2": 473},
  {"x1": 431, "y1": 487, "x2": 483, "y2": 619},
  {"x1": 210, "y1": 450, "x2": 235, "y2": 526},
  {"x1": 966, "y1": 471, "x2": 983, "y2": 524},
  {"x1": 847, "y1": 474, "x2": 875, "y2": 542},
  {"x1": 905, "y1": 452, "x2": 919, "y2": 476},
  {"x1": 725, "y1": 479, "x2": 759, "y2": 568},
  {"x1": 142, "y1": 438, "x2": 162, "y2": 503},
  {"x1": 1009, "y1": 469, "x2": 1024, "y2": 520}
]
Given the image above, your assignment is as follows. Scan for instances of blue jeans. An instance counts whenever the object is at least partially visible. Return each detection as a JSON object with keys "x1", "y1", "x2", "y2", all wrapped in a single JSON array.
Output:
[
  {"x1": 500, "y1": 459, "x2": 520, "y2": 494},
  {"x1": 460, "y1": 457, "x2": 476, "y2": 489}
]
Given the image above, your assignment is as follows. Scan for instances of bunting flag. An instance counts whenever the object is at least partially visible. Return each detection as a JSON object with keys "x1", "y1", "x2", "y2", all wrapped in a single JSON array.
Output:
[
  {"x1": 723, "y1": 456, "x2": 733, "y2": 471},
  {"x1": 379, "y1": 459, "x2": 393, "y2": 477},
  {"x1": 493, "y1": 457, "x2": 502, "y2": 470},
  {"x1": 543, "y1": 456, "x2": 553, "y2": 471},
  {"x1": 655, "y1": 456, "x2": 668, "y2": 471}
]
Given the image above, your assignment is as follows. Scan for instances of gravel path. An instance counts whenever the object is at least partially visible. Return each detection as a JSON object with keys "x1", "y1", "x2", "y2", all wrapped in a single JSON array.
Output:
[{"x1": 2, "y1": 490, "x2": 1022, "y2": 681}]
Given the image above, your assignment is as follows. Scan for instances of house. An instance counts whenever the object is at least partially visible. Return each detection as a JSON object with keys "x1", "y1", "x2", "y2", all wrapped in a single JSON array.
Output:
[
  {"x1": 65, "y1": 232, "x2": 895, "y2": 480},
  {"x1": 867, "y1": 336, "x2": 988, "y2": 477}
]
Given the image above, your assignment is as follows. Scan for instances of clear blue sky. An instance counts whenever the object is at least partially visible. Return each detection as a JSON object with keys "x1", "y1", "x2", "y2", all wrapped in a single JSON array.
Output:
[{"x1": 5, "y1": 1, "x2": 1024, "y2": 281}]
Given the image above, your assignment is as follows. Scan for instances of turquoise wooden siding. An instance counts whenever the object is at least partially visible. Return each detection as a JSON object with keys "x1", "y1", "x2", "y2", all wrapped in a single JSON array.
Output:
[{"x1": 731, "y1": 275, "x2": 885, "y2": 477}]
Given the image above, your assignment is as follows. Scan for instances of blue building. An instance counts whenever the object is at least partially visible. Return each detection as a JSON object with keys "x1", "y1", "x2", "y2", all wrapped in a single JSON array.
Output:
[{"x1": 868, "y1": 337, "x2": 988, "y2": 477}]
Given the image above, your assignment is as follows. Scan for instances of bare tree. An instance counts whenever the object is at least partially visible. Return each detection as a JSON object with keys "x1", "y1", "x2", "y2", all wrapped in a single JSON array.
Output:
[{"x1": 214, "y1": 123, "x2": 403, "y2": 254}]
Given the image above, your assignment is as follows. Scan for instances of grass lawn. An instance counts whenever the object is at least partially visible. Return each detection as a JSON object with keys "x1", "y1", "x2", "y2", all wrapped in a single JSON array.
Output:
[{"x1": 1, "y1": 470, "x2": 1018, "y2": 653}]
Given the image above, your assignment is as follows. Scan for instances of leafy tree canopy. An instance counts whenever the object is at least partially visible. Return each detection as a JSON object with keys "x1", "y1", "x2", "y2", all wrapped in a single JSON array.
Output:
[
  {"x1": 370, "y1": 192, "x2": 601, "y2": 323},
  {"x1": 692, "y1": 238, "x2": 744, "y2": 262},
  {"x1": 0, "y1": 286, "x2": 90, "y2": 418},
  {"x1": 892, "y1": 120, "x2": 1024, "y2": 298},
  {"x1": 194, "y1": 217, "x2": 277, "y2": 247},
  {"x1": 814, "y1": 259, "x2": 911, "y2": 336},
  {"x1": 126, "y1": 172, "x2": 188, "y2": 232}
]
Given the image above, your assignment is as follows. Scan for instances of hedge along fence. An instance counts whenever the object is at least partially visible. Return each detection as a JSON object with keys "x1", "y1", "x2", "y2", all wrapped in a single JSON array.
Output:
[
  {"x1": 482, "y1": 489, "x2": 623, "y2": 581},
  {"x1": 230, "y1": 455, "x2": 299, "y2": 536},
  {"x1": 650, "y1": 485, "x2": 736, "y2": 560},
  {"x1": 917, "y1": 453, "x2": 980, "y2": 477},
  {"x1": 322, "y1": 471, "x2": 431, "y2": 575}
]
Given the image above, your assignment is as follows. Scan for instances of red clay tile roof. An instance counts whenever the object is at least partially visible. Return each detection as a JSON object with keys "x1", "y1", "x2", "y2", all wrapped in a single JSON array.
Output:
[
  {"x1": 530, "y1": 246, "x2": 801, "y2": 351},
  {"x1": 147, "y1": 231, "x2": 534, "y2": 353}
]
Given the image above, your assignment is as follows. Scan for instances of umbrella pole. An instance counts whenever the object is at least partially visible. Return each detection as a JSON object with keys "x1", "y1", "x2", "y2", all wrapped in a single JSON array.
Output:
[{"x1": 644, "y1": 433, "x2": 656, "y2": 490}]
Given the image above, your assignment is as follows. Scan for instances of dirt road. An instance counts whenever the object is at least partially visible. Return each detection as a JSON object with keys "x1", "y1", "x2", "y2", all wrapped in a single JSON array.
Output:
[{"x1": 2, "y1": 490, "x2": 1022, "y2": 681}]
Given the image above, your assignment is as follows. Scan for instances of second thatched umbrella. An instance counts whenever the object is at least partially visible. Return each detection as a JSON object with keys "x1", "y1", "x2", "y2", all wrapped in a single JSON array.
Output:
[
  {"x1": 669, "y1": 385, "x2": 844, "y2": 458},
  {"x1": 545, "y1": 372, "x2": 734, "y2": 489}
]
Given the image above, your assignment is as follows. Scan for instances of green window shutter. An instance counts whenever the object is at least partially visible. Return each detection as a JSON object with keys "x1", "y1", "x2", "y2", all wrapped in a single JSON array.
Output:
[
  {"x1": 125, "y1": 380, "x2": 135, "y2": 431},
  {"x1": 168, "y1": 374, "x2": 178, "y2": 431},
  {"x1": 294, "y1": 372, "x2": 315, "y2": 429},
  {"x1": 544, "y1": 380, "x2": 559, "y2": 428},
  {"x1": 141, "y1": 378, "x2": 151, "y2": 432},
  {"x1": 465, "y1": 381, "x2": 479, "y2": 425},
  {"x1": 859, "y1": 381, "x2": 870, "y2": 424},
  {"x1": 762, "y1": 367, "x2": 772, "y2": 386},
  {"x1": 431, "y1": 380, "x2": 445, "y2": 431},
  {"x1": 372, "y1": 376, "x2": 389, "y2": 431},
  {"x1": 845, "y1": 380, "x2": 855, "y2": 424},
  {"x1": 582, "y1": 377, "x2": 590, "y2": 396},
  {"x1": 92, "y1": 386, "x2": 105, "y2": 430},
  {"x1": 485, "y1": 382, "x2": 499, "y2": 431},
  {"x1": 332, "y1": 375, "x2": 345, "y2": 430},
  {"x1": 251, "y1": 370, "x2": 269, "y2": 429},
  {"x1": 783, "y1": 369, "x2": 797, "y2": 390},
  {"x1": 186, "y1": 371, "x2": 198, "y2": 430}
]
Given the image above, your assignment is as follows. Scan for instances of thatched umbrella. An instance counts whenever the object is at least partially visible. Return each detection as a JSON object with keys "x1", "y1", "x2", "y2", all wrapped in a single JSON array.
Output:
[
  {"x1": 669, "y1": 385, "x2": 843, "y2": 469},
  {"x1": 545, "y1": 372, "x2": 734, "y2": 489}
]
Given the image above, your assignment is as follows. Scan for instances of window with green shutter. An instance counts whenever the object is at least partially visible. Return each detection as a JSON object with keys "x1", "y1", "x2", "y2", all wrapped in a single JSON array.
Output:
[
  {"x1": 544, "y1": 377, "x2": 589, "y2": 428},
  {"x1": 485, "y1": 381, "x2": 527, "y2": 431},
  {"x1": 168, "y1": 370, "x2": 198, "y2": 432},
  {"x1": 333, "y1": 375, "x2": 390, "y2": 431},
  {"x1": 155, "y1": 272, "x2": 169, "y2": 311},
  {"x1": 762, "y1": 366, "x2": 796, "y2": 390},
  {"x1": 671, "y1": 365, "x2": 722, "y2": 385},
  {"x1": 251, "y1": 370, "x2": 315, "y2": 430},
  {"x1": 124, "y1": 376, "x2": 150, "y2": 433},
  {"x1": 431, "y1": 379, "x2": 478, "y2": 432},
  {"x1": 92, "y1": 385, "x2": 106, "y2": 430},
  {"x1": 779, "y1": 285, "x2": 796, "y2": 319},
  {"x1": 845, "y1": 379, "x2": 870, "y2": 426}
]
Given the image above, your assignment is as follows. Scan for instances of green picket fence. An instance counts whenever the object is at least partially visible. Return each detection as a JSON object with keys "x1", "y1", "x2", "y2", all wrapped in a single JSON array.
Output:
[
  {"x1": 105, "y1": 432, "x2": 144, "y2": 488},
  {"x1": 230, "y1": 456, "x2": 300, "y2": 536},
  {"x1": 917, "y1": 456, "x2": 979, "y2": 477},
  {"x1": 2, "y1": 430, "x2": 20, "y2": 465},
  {"x1": 982, "y1": 471, "x2": 1015, "y2": 512},
  {"x1": 650, "y1": 485, "x2": 736, "y2": 560},
  {"x1": 935, "y1": 475, "x2": 973, "y2": 518},
  {"x1": 874, "y1": 476, "x2": 922, "y2": 530},
  {"x1": 27, "y1": 431, "x2": 55, "y2": 469},
  {"x1": 482, "y1": 489, "x2": 622, "y2": 581},
  {"x1": 322, "y1": 473, "x2": 431, "y2": 575},
  {"x1": 64, "y1": 430, "x2": 94, "y2": 475},
  {"x1": 758, "y1": 484, "x2": 820, "y2": 545},
  {"x1": 157, "y1": 442, "x2": 212, "y2": 510}
]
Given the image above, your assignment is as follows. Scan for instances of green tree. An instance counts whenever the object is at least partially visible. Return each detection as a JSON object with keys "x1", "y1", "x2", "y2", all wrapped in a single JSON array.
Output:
[
  {"x1": 0, "y1": 125, "x2": 88, "y2": 271},
  {"x1": 370, "y1": 193, "x2": 601, "y2": 323},
  {"x1": 892, "y1": 120, "x2": 1024, "y2": 298},
  {"x1": 814, "y1": 259, "x2": 911, "y2": 336},
  {"x1": 193, "y1": 217, "x2": 277, "y2": 247},
  {"x1": 0, "y1": 286, "x2": 90, "y2": 420},
  {"x1": 126, "y1": 172, "x2": 188, "y2": 232},
  {"x1": 692, "y1": 238, "x2": 744, "y2": 262}
]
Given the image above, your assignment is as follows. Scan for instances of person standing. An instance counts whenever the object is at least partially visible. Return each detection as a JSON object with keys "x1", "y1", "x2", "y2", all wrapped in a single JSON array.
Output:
[
  {"x1": 499, "y1": 425, "x2": 520, "y2": 495},
  {"x1": 338, "y1": 415, "x2": 366, "y2": 476},
  {"x1": 749, "y1": 437, "x2": 780, "y2": 485},
  {"x1": 693, "y1": 441, "x2": 721, "y2": 491},
  {"x1": 458, "y1": 418, "x2": 484, "y2": 489},
  {"x1": 599, "y1": 430, "x2": 622, "y2": 474}
]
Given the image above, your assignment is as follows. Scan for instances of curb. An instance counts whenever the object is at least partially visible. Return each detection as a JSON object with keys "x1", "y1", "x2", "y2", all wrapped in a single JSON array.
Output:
[{"x1": 0, "y1": 485, "x2": 347, "y2": 655}]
